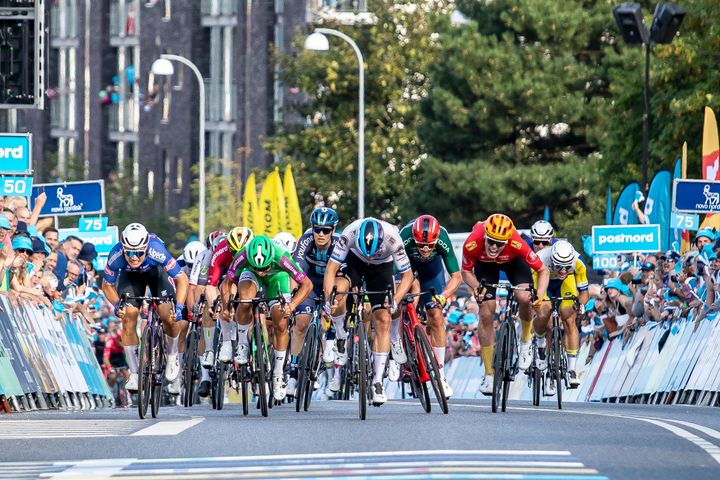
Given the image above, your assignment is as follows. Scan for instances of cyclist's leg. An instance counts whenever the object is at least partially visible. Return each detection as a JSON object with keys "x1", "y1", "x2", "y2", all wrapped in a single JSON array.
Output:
[
  {"x1": 363, "y1": 261, "x2": 395, "y2": 390},
  {"x1": 559, "y1": 276, "x2": 580, "y2": 374},
  {"x1": 265, "y1": 272, "x2": 292, "y2": 399},
  {"x1": 231, "y1": 271, "x2": 258, "y2": 363},
  {"x1": 149, "y1": 266, "x2": 182, "y2": 382},
  {"x1": 116, "y1": 270, "x2": 145, "y2": 387},
  {"x1": 290, "y1": 293, "x2": 315, "y2": 388},
  {"x1": 329, "y1": 268, "x2": 351, "y2": 343},
  {"x1": 504, "y1": 258, "x2": 534, "y2": 344},
  {"x1": 473, "y1": 262, "x2": 501, "y2": 376},
  {"x1": 417, "y1": 258, "x2": 448, "y2": 376}
]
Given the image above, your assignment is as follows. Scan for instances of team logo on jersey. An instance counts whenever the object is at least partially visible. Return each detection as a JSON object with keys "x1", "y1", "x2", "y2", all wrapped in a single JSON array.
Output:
[
  {"x1": 148, "y1": 247, "x2": 167, "y2": 263},
  {"x1": 466, "y1": 241, "x2": 477, "y2": 251},
  {"x1": 528, "y1": 251, "x2": 539, "y2": 262},
  {"x1": 511, "y1": 240, "x2": 522, "y2": 249}
]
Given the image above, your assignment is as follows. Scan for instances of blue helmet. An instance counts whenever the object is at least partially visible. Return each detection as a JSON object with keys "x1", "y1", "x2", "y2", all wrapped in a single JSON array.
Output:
[
  {"x1": 356, "y1": 219, "x2": 384, "y2": 257},
  {"x1": 310, "y1": 207, "x2": 339, "y2": 227}
]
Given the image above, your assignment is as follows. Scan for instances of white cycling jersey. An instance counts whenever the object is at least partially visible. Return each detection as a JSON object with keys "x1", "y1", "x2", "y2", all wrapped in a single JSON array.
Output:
[
  {"x1": 330, "y1": 218, "x2": 411, "y2": 272},
  {"x1": 189, "y1": 248, "x2": 213, "y2": 286}
]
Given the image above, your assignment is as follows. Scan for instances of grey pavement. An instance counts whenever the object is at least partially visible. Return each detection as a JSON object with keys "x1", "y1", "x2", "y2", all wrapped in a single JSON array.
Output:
[{"x1": 1, "y1": 398, "x2": 719, "y2": 479}]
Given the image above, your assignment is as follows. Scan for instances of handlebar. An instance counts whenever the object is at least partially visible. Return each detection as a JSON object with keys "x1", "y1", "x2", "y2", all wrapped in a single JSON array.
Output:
[
  {"x1": 119, "y1": 293, "x2": 174, "y2": 304},
  {"x1": 329, "y1": 286, "x2": 395, "y2": 311}
]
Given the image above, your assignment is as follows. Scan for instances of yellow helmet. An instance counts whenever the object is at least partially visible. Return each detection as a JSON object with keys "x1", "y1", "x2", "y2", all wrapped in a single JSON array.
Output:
[
  {"x1": 227, "y1": 226, "x2": 254, "y2": 253},
  {"x1": 485, "y1": 214, "x2": 515, "y2": 241}
]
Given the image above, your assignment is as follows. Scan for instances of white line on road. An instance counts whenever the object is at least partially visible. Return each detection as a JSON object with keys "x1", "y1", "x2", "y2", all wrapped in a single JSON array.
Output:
[
  {"x1": 44, "y1": 458, "x2": 135, "y2": 479},
  {"x1": 131, "y1": 417, "x2": 204, "y2": 436}
]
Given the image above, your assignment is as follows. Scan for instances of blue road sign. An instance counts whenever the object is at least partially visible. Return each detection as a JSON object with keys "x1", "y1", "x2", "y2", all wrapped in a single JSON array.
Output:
[
  {"x1": 672, "y1": 179, "x2": 720, "y2": 214},
  {"x1": 0, "y1": 134, "x2": 32, "y2": 174},
  {"x1": 78, "y1": 216, "x2": 108, "y2": 232},
  {"x1": 31, "y1": 180, "x2": 105, "y2": 217},
  {"x1": 1, "y1": 176, "x2": 33, "y2": 196},
  {"x1": 58, "y1": 226, "x2": 118, "y2": 256},
  {"x1": 670, "y1": 212, "x2": 700, "y2": 231},
  {"x1": 592, "y1": 224, "x2": 661, "y2": 254}
]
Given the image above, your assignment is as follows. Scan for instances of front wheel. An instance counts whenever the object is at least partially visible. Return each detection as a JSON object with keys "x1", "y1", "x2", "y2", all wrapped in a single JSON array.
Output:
[
  {"x1": 137, "y1": 328, "x2": 153, "y2": 419},
  {"x1": 553, "y1": 329, "x2": 564, "y2": 410},
  {"x1": 296, "y1": 323, "x2": 317, "y2": 413},
  {"x1": 254, "y1": 318, "x2": 269, "y2": 417},
  {"x1": 402, "y1": 324, "x2": 430, "y2": 413},
  {"x1": 415, "y1": 325, "x2": 448, "y2": 414},
  {"x1": 492, "y1": 323, "x2": 509, "y2": 413},
  {"x1": 357, "y1": 322, "x2": 369, "y2": 420},
  {"x1": 183, "y1": 329, "x2": 199, "y2": 408}
]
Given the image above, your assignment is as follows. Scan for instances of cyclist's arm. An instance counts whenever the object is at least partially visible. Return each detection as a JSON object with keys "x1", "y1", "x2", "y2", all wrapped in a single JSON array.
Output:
[
  {"x1": 438, "y1": 229, "x2": 461, "y2": 298},
  {"x1": 173, "y1": 271, "x2": 189, "y2": 307},
  {"x1": 574, "y1": 259, "x2": 590, "y2": 305},
  {"x1": 102, "y1": 280, "x2": 120, "y2": 306},
  {"x1": 323, "y1": 259, "x2": 341, "y2": 299},
  {"x1": 101, "y1": 245, "x2": 123, "y2": 305},
  {"x1": 395, "y1": 268, "x2": 414, "y2": 306},
  {"x1": 291, "y1": 276, "x2": 313, "y2": 311}
]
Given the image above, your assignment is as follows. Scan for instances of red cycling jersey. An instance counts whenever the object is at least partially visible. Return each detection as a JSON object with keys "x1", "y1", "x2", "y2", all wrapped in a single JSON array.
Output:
[
  {"x1": 207, "y1": 238, "x2": 234, "y2": 287},
  {"x1": 461, "y1": 222, "x2": 544, "y2": 272}
]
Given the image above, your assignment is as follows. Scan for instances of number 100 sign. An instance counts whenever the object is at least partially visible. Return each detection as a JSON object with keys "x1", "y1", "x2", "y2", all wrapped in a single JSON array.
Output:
[{"x1": 1, "y1": 176, "x2": 33, "y2": 196}]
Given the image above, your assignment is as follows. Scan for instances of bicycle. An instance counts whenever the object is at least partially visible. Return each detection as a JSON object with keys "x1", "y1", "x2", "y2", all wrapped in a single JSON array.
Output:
[
  {"x1": 120, "y1": 293, "x2": 174, "y2": 419},
  {"x1": 330, "y1": 287, "x2": 393, "y2": 420},
  {"x1": 398, "y1": 291, "x2": 448, "y2": 414},
  {"x1": 295, "y1": 296, "x2": 326, "y2": 413},
  {"x1": 475, "y1": 281, "x2": 533, "y2": 413},
  {"x1": 545, "y1": 295, "x2": 575, "y2": 410},
  {"x1": 182, "y1": 295, "x2": 206, "y2": 408}
]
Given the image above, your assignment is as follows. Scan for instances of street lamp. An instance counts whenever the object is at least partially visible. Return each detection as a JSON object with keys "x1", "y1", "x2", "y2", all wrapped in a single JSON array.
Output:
[
  {"x1": 305, "y1": 29, "x2": 366, "y2": 219},
  {"x1": 151, "y1": 55, "x2": 206, "y2": 240},
  {"x1": 613, "y1": 2, "x2": 685, "y2": 192}
]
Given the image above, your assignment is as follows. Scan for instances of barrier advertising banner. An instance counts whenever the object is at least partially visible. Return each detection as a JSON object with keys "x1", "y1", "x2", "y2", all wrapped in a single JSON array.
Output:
[{"x1": 592, "y1": 224, "x2": 662, "y2": 254}]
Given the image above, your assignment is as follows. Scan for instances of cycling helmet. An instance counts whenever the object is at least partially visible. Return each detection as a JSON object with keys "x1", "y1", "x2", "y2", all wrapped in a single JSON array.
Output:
[
  {"x1": 246, "y1": 235, "x2": 274, "y2": 269},
  {"x1": 530, "y1": 220, "x2": 554, "y2": 241},
  {"x1": 227, "y1": 226, "x2": 254, "y2": 253},
  {"x1": 412, "y1": 215, "x2": 440, "y2": 244},
  {"x1": 205, "y1": 230, "x2": 225, "y2": 250},
  {"x1": 273, "y1": 232, "x2": 298, "y2": 254},
  {"x1": 356, "y1": 219, "x2": 384, "y2": 257},
  {"x1": 551, "y1": 240, "x2": 575, "y2": 268},
  {"x1": 183, "y1": 241, "x2": 206, "y2": 265},
  {"x1": 121, "y1": 223, "x2": 149, "y2": 251},
  {"x1": 310, "y1": 207, "x2": 339, "y2": 227},
  {"x1": 212, "y1": 233, "x2": 227, "y2": 250},
  {"x1": 485, "y1": 214, "x2": 514, "y2": 242}
]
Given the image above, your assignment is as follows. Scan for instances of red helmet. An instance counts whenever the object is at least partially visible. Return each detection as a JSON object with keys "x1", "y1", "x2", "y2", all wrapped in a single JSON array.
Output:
[{"x1": 412, "y1": 215, "x2": 441, "y2": 244}]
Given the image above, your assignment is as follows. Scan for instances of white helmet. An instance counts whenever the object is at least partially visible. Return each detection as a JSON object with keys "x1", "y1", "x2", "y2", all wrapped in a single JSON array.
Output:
[
  {"x1": 183, "y1": 240, "x2": 206, "y2": 265},
  {"x1": 531, "y1": 220, "x2": 554, "y2": 241},
  {"x1": 551, "y1": 240, "x2": 575, "y2": 268},
  {"x1": 121, "y1": 223, "x2": 149, "y2": 251},
  {"x1": 272, "y1": 232, "x2": 297, "y2": 254}
]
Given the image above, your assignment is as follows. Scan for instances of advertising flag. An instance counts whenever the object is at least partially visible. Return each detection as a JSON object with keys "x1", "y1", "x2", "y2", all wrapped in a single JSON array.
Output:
[
  {"x1": 645, "y1": 170, "x2": 672, "y2": 251},
  {"x1": 613, "y1": 182, "x2": 640, "y2": 225},
  {"x1": 606, "y1": 186, "x2": 613, "y2": 225},
  {"x1": 283, "y1": 165, "x2": 303, "y2": 238},
  {"x1": 259, "y1": 172, "x2": 278, "y2": 236},
  {"x1": 272, "y1": 168, "x2": 287, "y2": 238},
  {"x1": 242, "y1": 173, "x2": 259, "y2": 231},
  {"x1": 702, "y1": 107, "x2": 720, "y2": 180}
]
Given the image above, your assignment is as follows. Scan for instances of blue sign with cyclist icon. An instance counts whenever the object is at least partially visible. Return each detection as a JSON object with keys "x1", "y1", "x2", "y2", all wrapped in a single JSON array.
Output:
[
  {"x1": 31, "y1": 180, "x2": 106, "y2": 217},
  {"x1": 673, "y1": 179, "x2": 720, "y2": 214}
]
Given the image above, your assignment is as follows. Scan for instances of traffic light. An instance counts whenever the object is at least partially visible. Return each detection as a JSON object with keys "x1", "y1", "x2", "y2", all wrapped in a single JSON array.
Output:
[{"x1": 0, "y1": 0, "x2": 44, "y2": 109}]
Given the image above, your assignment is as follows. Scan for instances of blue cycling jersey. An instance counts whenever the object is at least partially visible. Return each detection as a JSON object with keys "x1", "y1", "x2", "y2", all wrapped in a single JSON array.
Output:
[
  {"x1": 293, "y1": 229, "x2": 340, "y2": 282},
  {"x1": 103, "y1": 234, "x2": 182, "y2": 284}
]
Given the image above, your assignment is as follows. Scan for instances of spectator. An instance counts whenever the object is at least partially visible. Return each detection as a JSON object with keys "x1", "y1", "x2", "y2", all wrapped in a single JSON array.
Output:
[
  {"x1": 77, "y1": 242, "x2": 98, "y2": 288},
  {"x1": 30, "y1": 237, "x2": 49, "y2": 272},
  {"x1": 601, "y1": 278, "x2": 633, "y2": 335},
  {"x1": 44, "y1": 251, "x2": 58, "y2": 272},
  {"x1": 43, "y1": 227, "x2": 59, "y2": 251},
  {"x1": 9, "y1": 236, "x2": 45, "y2": 303},
  {"x1": 1, "y1": 210, "x2": 17, "y2": 235},
  {"x1": 695, "y1": 228, "x2": 714, "y2": 251},
  {"x1": 53, "y1": 236, "x2": 83, "y2": 291}
]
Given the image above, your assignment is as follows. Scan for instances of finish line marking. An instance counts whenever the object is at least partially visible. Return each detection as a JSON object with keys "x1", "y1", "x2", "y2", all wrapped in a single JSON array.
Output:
[{"x1": 131, "y1": 417, "x2": 204, "y2": 436}]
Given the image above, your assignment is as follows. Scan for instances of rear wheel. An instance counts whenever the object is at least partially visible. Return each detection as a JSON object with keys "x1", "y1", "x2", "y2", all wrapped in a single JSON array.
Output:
[
  {"x1": 183, "y1": 329, "x2": 198, "y2": 408},
  {"x1": 416, "y1": 325, "x2": 448, "y2": 414},
  {"x1": 341, "y1": 326, "x2": 355, "y2": 401},
  {"x1": 150, "y1": 329, "x2": 163, "y2": 418},
  {"x1": 303, "y1": 329, "x2": 319, "y2": 412},
  {"x1": 137, "y1": 327, "x2": 152, "y2": 419},
  {"x1": 358, "y1": 321, "x2": 368, "y2": 420},
  {"x1": 241, "y1": 374, "x2": 250, "y2": 416},
  {"x1": 296, "y1": 323, "x2": 316, "y2": 412},
  {"x1": 532, "y1": 365, "x2": 541, "y2": 406},
  {"x1": 254, "y1": 319, "x2": 269, "y2": 417}
]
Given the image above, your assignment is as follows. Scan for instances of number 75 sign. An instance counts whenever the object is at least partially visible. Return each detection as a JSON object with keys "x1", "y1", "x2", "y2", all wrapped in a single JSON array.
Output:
[
  {"x1": 78, "y1": 217, "x2": 108, "y2": 232},
  {"x1": 670, "y1": 212, "x2": 699, "y2": 231}
]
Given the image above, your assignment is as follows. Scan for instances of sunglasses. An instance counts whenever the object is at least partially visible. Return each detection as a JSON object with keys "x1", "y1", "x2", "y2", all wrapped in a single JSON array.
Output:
[
  {"x1": 533, "y1": 240, "x2": 551, "y2": 247},
  {"x1": 313, "y1": 226, "x2": 333, "y2": 235},
  {"x1": 417, "y1": 241, "x2": 437, "y2": 250},
  {"x1": 554, "y1": 264, "x2": 571, "y2": 272},
  {"x1": 486, "y1": 238, "x2": 507, "y2": 249},
  {"x1": 255, "y1": 264, "x2": 272, "y2": 273},
  {"x1": 15, "y1": 248, "x2": 32, "y2": 255},
  {"x1": 124, "y1": 250, "x2": 146, "y2": 259}
]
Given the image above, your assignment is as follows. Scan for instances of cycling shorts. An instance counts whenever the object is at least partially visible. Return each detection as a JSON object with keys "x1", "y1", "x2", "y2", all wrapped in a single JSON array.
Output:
[
  {"x1": 238, "y1": 269, "x2": 292, "y2": 308},
  {"x1": 345, "y1": 251, "x2": 394, "y2": 311},
  {"x1": 115, "y1": 265, "x2": 176, "y2": 308},
  {"x1": 412, "y1": 256, "x2": 446, "y2": 309},
  {"x1": 543, "y1": 277, "x2": 578, "y2": 309},
  {"x1": 472, "y1": 257, "x2": 532, "y2": 300}
]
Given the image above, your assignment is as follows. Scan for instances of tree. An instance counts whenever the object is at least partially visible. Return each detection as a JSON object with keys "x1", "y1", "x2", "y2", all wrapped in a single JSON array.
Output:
[{"x1": 268, "y1": 0, "x2": 451, "y2": 223}]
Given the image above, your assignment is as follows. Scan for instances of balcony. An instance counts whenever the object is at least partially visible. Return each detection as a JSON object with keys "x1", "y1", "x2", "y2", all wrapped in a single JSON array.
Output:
[
  {"x1": 204, "y1": 79, "x2": 236, "y2": 127},
  {"x1": 108, "y1": 101, "x2": 139, "y2": 142},
  {"x1": 109, "y1": 0, "x2": 139, "y2": 46},
  {"x1": 201, "y1": 0, "x2": 237, "y2": 26},
  {"x1": 307, "y1": 0, "x2": 374, "y2": 25},
  {"x1": 49, "y1": 1, "x2": 79, "y2": 46}
]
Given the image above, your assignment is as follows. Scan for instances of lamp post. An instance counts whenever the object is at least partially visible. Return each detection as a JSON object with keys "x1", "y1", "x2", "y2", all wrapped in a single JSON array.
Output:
[
  {"x1": 305, "y1": 29, "x2": 365, "y2": 219},
  {"x1": 151, "y1": 55, "x2": 206, "y2": 239},
  {"x1": 613, "y1": 2, "x2": 685, "y2": 192}
]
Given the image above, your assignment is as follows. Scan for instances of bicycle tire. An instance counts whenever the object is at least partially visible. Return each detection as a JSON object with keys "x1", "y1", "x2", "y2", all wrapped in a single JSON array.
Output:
[
  {"x1": 358, "y1": 321, "x2": 368, "y2": 420},
  {"x1": 296, "y1": 322, "x2": 315, "y2": 412},
  {"x1": 502, "y1": 323, "x2": 517, "y2": 413},
  {"x1": 150, "y1": 328, "x2": 163, "y2": 418},
  {"x1": 304, "y1": 326, "x2": 320, "y2": 412},
  {"x1": 416, "y1": 325, "x2": 448, "y2": 414},
  {"x1": 215, "y1": 360, "x2": 226, "y2": 410},
  {"x1": 184, "y1": 329, "x2": 198, "y2": 408},
  {"x1": 492, "y1": 323, "x2": 508, "y2": 413},
  {"x1": 210, "y1": 327, "x2": 221, "y2": 410},
  {"x1": 137, "y1": 327, "x2": 153, "y2": 419},
  {"x1": 553, "y1": 328, "x2": 563, "y2": 410},
  {"x1": 254, "y1": 318, "x2": 269, "y2": 417},
  {"x1": 241, "y1": 375, "x2": 250, "y2": 415},
  {"x1": 402, "y1": 324, "x2": 430, "y2": 413},
  {"x1": 341, "y1": 326, "x2": 355, "y2": 401}
]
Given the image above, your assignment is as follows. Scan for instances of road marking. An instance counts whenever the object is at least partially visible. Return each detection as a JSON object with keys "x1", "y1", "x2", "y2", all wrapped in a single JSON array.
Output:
[
  {"x1": 655, "y1": 417, "x2": 720, "y2": 440},
  {"x1": 131, "y1": 417, "x2": 204, "y2": 436},
  {"x1": 45, "y1": 458, "x2": 135, "y2": 479}
]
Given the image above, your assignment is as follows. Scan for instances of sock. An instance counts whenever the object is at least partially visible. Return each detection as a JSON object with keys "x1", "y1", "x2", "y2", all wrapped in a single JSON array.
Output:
[
  {"x1": 481, "y1": 345, "x2": 494, "y2": 375},
  {"x1": 124, "y1": 345, "x2": 139, "y2": 374},
  {"x1": 390, "y1": 317, "x2": 401, "y2": 343},
  {"x1": 166, "y1": 335, "x2": 179, "y2": 355},
  {"x1": 289, "y1": 355, "x2": 298, "y2": 378},
  {"x1": 567, "y1": 349, "x2": 578, "y2": 371},
  {"x1": 372, "y1": 352, "x2": 389, "y2": 384},
  {"x1": 236, "y1": 323, "x2": 250, "y2": 347},
  {"x1": 433, "y1": 346, "x2": 446, "y2": 377},
  {"x1": 202, "y1": 327, "x2": 215, "y2": 353},
  {"x1": 333, "y1": 365, "x2": 341, "y2": 382},
  {"x1": 536, "y1": 332, "x2": 547, "y2": 349},
  {"x1": 273, "y1": 350, "x2": 286, "y2": 377},
  {"x1": 201, "y1": 367, "x2": 211, "y2": 382},
  {"x1": 521, "y1": 318, "x2": 533, "y2": 343},
  {"x1": 220, "y1": 320, "x2": 232, "y2": 342},
  {"x1": 332, "y1": 315, "x2": 347, "y2": 339}
]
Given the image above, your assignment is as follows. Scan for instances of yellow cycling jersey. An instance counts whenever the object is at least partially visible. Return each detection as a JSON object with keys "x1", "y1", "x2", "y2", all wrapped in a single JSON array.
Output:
[{"x1": 533, "y1": 247, "x2": 589, "y2": 291}]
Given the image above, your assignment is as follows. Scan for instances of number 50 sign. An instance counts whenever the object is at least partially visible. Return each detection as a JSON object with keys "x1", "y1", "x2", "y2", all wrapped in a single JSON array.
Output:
[{"x1": 1, "y1": 176, "x2": 33, "y2": 196}]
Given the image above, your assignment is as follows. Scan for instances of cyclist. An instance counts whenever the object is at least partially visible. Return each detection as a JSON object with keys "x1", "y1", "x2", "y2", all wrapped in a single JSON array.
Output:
[
  {"x1": 398, "y1": 215, "x2": 462, "y2": 397},
  {"x1": 101, "y1": 223, "x2": 189, "y2": 392},
  {"x1": 324, "y1": 218, "x2": 414, "y2": 406},
  {"x1": 220, "y1": 235, "x2": 313, "y2": 401},
  {"x1": 273, "y1": 232, "x2": 298, "y2": 255},
  {"x1": 461, "y1": 214, "x2": 549, "y2": 395},
  {"x1": 290, "y1": 207, "x2": 348, "y2": 396},
  {"x1": 532, "y1": 240, "x2": 589, "y2": 391},
  {"x1": 529, "y1": 220, "x2": 555, "y2": 252}
]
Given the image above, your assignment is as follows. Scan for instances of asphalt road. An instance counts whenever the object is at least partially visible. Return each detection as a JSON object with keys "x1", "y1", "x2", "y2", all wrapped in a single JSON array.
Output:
[{"x1": 1, "y1": 398, "x2": 719, "y2": 480}]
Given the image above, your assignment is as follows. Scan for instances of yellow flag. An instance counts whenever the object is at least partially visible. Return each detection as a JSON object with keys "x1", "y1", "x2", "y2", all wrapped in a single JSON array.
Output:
[
  {"x1": 272, "y1": 167, "x2": 287, "y2": 237},
  {"x1": 681, "y1": 141, "x2": 687, "y2": 179},
  {"x1": 702, "y1": 107, "x2": 720, "y2": 180},
  {"x1": 259, "y1": 171, "x2": 278, "y2": 236},
  {"x1": 283, "y1": 165, "x2": 303, "y2": 238},
  {"x1": 242, "y1": 173, "x2": 259, "y2": 232}
]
